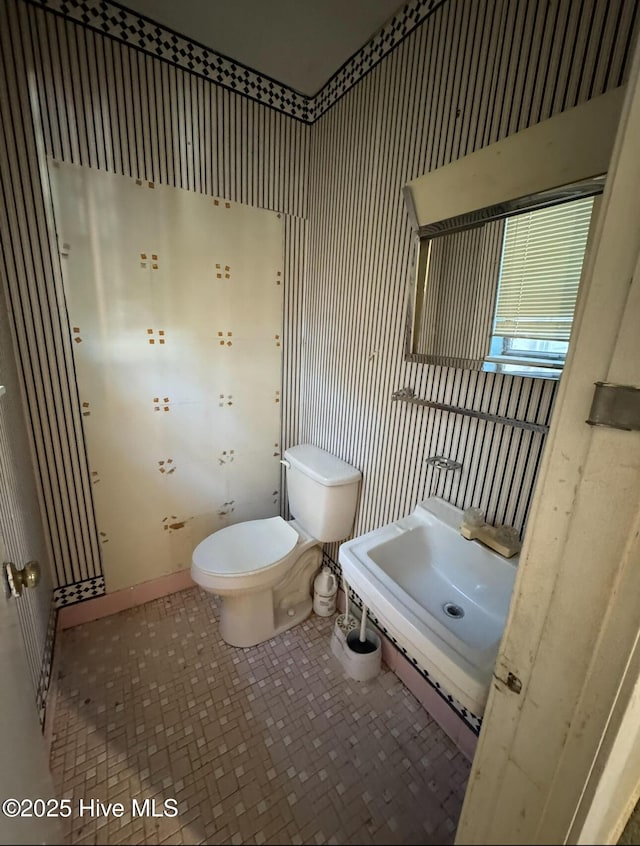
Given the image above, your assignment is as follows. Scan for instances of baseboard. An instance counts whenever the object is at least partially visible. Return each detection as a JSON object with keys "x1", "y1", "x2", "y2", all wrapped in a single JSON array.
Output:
[
  {"x1": 57, "y1": 568, "x2": 195, "y2": 629},
  {"x1": 43, "y1": 613, "x2": 64, "y2": 754}
]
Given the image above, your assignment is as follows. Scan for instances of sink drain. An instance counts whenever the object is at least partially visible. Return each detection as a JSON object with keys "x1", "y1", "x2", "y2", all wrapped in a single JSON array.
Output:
[{"x1": 443, "y1": 602, "x2": 464, "y2": 619}]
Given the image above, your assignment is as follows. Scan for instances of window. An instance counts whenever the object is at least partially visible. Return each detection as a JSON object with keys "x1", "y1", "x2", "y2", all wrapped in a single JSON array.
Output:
[{"x1": 488, "y1": 196, "x2": 595, "y2": 373}]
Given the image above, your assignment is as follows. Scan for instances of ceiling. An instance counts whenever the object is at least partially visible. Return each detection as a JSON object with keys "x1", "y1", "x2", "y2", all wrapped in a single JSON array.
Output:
[{"x1": 119, "y1": 0, "x2": 408, "y2": 96}]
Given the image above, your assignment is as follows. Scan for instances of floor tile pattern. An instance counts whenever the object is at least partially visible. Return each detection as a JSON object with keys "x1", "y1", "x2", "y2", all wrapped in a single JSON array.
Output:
[{"x1": 50, "y1": 588, "x2": 470, "y2": 844}]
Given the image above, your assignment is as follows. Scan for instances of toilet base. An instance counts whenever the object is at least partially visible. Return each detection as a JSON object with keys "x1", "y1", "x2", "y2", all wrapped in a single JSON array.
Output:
[
  {"x1": 220, "y1": 591, "x2": 313, "y2": 648},
  {"x1": 217, "y1": 545, "x2": 322, "y2": 648}
]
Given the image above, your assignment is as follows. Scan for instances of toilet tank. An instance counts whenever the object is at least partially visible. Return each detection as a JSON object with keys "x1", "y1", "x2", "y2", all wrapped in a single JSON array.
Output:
[{"x1": 283, "y1": 444, "x2": 361, "y2": 542}]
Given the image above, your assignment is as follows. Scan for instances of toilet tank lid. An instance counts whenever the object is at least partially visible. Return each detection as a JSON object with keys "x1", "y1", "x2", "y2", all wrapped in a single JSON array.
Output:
[{"x1": 284, "y1": 444, "x2": 361, "y2": 486}]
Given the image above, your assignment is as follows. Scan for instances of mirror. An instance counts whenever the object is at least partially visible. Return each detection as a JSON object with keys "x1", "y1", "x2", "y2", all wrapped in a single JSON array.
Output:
[{"x1": 405, "y1": 176, "x2": 605, "y2": 378}]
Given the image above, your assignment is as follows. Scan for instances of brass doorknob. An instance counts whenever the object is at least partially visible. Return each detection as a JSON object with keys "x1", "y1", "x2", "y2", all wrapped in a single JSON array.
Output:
[{"x1": 5, "y1": 561, "x2": 41, "y2": 597}]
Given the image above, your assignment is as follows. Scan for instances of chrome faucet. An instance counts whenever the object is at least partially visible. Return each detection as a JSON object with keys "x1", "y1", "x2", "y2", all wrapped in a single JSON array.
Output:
[{"x1": 424, "y1": 455, "x2": 462, "y2": 472}]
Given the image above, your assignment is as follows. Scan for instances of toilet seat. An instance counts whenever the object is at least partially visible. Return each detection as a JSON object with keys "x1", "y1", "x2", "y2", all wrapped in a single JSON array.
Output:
[{"x1": 192, "y1": 516, "x2": 299, "y2": 592}]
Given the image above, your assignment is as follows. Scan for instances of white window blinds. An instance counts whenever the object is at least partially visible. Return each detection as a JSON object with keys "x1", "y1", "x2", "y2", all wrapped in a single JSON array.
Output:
[{"x1": 493, "y1": 196, "x2": 595, "y2": 341}]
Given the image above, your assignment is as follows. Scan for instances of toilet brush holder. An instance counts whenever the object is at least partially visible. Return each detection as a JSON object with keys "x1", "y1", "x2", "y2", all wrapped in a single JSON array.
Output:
[
  {"x1": 343, "y1": 628, "x2": 381, "y2": 682},
  {"x1": 330, "y1": 613, "x2": 358, "y2": 662}
]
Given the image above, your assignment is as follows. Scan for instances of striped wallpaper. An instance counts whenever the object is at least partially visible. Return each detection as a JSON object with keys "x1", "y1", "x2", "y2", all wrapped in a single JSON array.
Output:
[
  {"x1": 28, "y1": 0, "x2": 445, "y2": 123},
  {"x1": 303, "y1": 0, "x2": 638, "y2": 567},
  {"x1": 0, "y1": 0, "x2": 637, "y2": 619},
  {"x1": 0, "y1": 0, "x2": 309, "y2": 606}
]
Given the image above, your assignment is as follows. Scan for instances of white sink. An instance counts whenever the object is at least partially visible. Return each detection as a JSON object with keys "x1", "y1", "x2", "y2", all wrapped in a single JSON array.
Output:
[{"x1": 339, "y1": 496, "x2": 519, "y2": 716}]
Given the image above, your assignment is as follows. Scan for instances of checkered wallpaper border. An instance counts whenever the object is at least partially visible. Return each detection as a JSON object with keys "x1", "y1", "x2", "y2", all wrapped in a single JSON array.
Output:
[
  {"x1": 309, "y1": 0, "x2": 440, "y2": 120},
  {"x1": 31, "y1": 0, "x2": 440, "y2": 123},
  {"x1": 53, "y1": 575, "x2": 106, "y2": 608}
]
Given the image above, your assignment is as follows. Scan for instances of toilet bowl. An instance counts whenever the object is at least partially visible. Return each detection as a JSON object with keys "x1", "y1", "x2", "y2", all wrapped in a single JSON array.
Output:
[
  {"x1": 191, "y1": 444, "x2": 361, "y2": 647},
  {"x1": 192, "y1": 517, "x2": 321, "y2": 646}
]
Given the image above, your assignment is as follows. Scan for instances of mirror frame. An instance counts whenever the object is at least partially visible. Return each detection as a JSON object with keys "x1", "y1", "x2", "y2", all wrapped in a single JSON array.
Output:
[{"x1": 403, "y1": 174, "x2": 607, "y2": 372}]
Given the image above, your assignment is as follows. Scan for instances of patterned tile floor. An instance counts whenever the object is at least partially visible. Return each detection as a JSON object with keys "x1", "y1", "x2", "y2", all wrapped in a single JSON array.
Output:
[{"x1": 50, "y1": 588, "x2": 470, "y2": 845}]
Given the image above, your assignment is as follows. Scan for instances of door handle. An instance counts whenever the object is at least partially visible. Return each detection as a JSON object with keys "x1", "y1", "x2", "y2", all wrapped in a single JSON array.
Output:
[{"x1": 4, "y1": 561, "x2": 41, "y2": 598}]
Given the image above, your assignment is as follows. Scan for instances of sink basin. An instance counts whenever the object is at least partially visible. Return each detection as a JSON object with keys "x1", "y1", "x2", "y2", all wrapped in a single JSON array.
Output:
[{"x1": 339, "y1": 496, "x2": 519, "y2": 716}]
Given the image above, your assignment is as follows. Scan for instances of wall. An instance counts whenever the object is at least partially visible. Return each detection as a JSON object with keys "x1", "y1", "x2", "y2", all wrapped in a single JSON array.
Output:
[
  {"x1": 0, "y1": 0, "x2": 308, "y2": 605},
  {"x1": 50, "y1": 162, "x2": 285, "y2": 592},
  {"x1": 302, "y1": 0, "x2": 638, "y2": 564}
]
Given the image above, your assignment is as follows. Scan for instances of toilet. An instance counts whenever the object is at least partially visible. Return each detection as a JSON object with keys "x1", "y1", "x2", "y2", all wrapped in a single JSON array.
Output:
[{"x1": 191, "y1": 444, "x2": 361, "y2": 647}]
